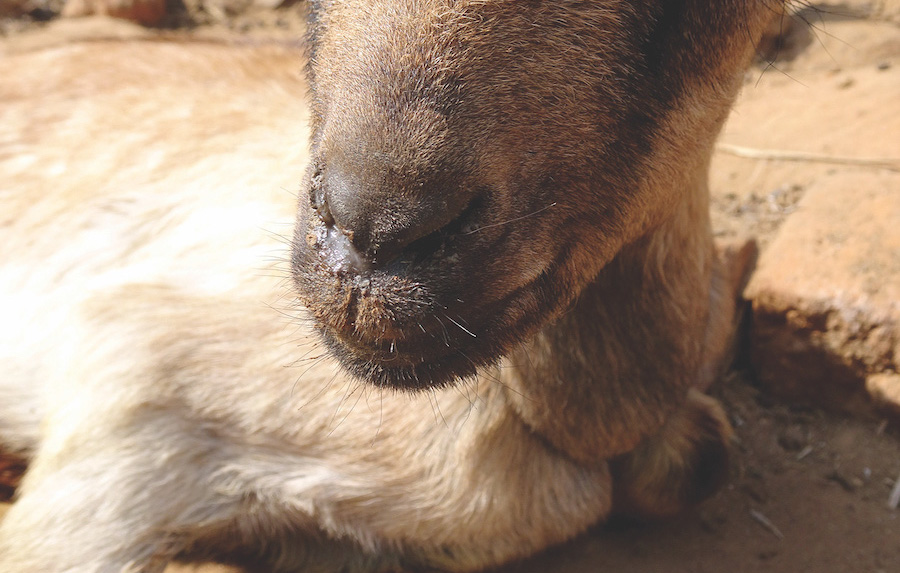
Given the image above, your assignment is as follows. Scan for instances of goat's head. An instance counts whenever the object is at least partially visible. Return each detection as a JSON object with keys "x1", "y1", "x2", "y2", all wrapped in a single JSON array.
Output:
[{"x1": 291, "y1": 0, "x2": 778, "y2": 389}]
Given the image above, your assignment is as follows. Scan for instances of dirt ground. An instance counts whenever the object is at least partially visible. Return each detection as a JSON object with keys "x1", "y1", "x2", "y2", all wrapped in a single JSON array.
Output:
[{"x1": 1, "y1": 2, "x2": 899, "y2": 572}]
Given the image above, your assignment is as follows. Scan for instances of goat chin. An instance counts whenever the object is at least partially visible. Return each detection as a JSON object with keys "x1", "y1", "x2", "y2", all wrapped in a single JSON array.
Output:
[{"x1": 0, "y1": 3, "x2": 773, "y2": 571}]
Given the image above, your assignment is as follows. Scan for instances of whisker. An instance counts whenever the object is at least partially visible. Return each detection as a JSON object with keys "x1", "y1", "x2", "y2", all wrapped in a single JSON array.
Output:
[
  {"x1": 327, "y1": 375, "x2": 359, "y2": 435},
  {"x1": 462, "y1": 202, "x2": 557, "y2": 235},
  {"x1": 430, "y1": 389, "x2": 450, "y2": 430},
  {"x1": 293, "y1": 356, "x2": 337, "y2": 410},
  {"x1": 443, "y1": 313, "x2": 476, "y2": 338},
  {"x1": 434, "y1": 315, "x2": 451, "y2": 347},
  {"x1": 334, "y1": 383, "x2": 366, "y2": 433},
  {"x1": 369, "y1": 387, "x2": 386, "y2": 447}
]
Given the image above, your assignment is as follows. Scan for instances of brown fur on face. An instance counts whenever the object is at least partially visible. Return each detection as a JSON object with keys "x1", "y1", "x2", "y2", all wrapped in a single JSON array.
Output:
[{"x1": 292, "y1": 0, "x2": 779, "y2": 389}]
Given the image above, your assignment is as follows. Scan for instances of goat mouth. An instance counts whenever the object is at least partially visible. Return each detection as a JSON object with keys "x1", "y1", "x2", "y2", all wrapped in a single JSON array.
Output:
[
  {"x1": 311, "y1": 283, "x2": 495, "y2": 390},
  {"x1": 319, "y1": 328, "x2": 484, "y2": 390},
  {"x1": 303, "y1": 264, "x2": 558, "y2": 391},
  {"x1": 293, "y1": 195, "x2": 558, "y2": 391},
  {"x1": 317, "y1": 305, "x2": 523, "y2": 391}
]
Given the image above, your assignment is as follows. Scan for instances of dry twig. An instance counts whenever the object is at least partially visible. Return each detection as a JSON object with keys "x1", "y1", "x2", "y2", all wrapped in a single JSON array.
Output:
[
  {"x1": 716, "y1": 142, "x2": 900, "y2": 172},
  {"x1": 888, "y1": 472, "x2": 900, "y2": 510},
  {"x1": 750, "y1": 509, "x2": 785, "y2": 540}
]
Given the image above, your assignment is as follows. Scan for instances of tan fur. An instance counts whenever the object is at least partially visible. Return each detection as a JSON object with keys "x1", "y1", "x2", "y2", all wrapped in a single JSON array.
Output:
[{"x1": 1, "y1": 2, "x2": 778, "y2": 572}]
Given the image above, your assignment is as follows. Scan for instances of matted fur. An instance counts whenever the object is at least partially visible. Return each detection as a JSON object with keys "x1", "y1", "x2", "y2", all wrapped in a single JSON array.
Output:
[{"x1": 1, "y1": 2, "x2": 778, "y2": 571}]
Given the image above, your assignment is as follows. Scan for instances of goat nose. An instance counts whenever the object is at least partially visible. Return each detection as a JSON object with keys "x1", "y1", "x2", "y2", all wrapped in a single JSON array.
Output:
[{"x1": 319, "y1": 164, "x2": 465, "y2": 267}]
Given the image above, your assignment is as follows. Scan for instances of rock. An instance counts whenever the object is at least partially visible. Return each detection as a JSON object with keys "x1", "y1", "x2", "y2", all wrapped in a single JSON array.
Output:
[
  {"x1": 867, "y1": 373, "x2": 900, "y2": 417},
  {"x1": 61, "y1": 0, "x2": 166, "y2": 26},
  {"x1": 745, "y1": 171, "x2": 900, "y2": 417},
  {"x1": 0, "y1": 0, "x2": 29, "y2": 18},
  {"x1": 777, "y1": 425, "x2": 806, "y2": 452}
]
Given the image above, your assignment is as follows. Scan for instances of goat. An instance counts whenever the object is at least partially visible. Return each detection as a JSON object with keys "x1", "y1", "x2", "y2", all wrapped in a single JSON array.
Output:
[{"x1": 0, "y1": 2, "x2": 777, "y2": 571}]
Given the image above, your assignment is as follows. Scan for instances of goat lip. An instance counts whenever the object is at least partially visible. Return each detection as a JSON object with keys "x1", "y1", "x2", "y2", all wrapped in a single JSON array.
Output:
[
  {"x1": 294, "y1": 245, "x2": 556, "y2": 390},
  {"x1": 320, "y1": 326, "x2": 487, "y2": 390},
  {"x1": 312, "y1": 301, "x2": 498, "y2": 389},
  {"x1": 327, "y1": 314, "x2": 480, "y2": 363}
]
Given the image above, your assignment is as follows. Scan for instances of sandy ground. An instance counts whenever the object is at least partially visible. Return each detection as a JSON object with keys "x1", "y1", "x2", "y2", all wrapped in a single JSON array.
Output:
[{"x1": 1, "y1": 2, "x2": 899, "y2": 572}]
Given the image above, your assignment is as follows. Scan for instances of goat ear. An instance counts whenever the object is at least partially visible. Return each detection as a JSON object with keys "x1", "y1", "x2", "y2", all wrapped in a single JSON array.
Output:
[{"x1": 610, "y1": 389, "x2": 734, "y2": 520}]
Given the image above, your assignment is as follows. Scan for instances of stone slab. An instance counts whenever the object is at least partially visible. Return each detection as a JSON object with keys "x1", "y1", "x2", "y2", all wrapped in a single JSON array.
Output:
[{"x1": 745, "y1": 170, "x2": 900, "y2": 416}]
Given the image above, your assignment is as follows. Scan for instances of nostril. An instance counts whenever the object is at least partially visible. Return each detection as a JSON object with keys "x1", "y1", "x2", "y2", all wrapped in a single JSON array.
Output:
[
  {"x1": 318, "y1": 223, "x2": 373, "y2": 275},
  {"x1": 310, "y1": 172, "x2": 335, "y2": 227},
  {"x1": 322, "y1": 165, "x2": 382, "y2": 253},
  {"x1": 316, "y1": 159, "x2": 477, "y2": 269},
  {"x1": 315, "y1": 195, "x2": 335, "y2": 227}
]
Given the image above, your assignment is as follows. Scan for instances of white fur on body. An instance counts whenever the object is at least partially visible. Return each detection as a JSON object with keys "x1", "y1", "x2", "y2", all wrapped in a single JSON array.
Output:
[{"x1": 0, "y1": 40, "x2": 612, "y2": 571}]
